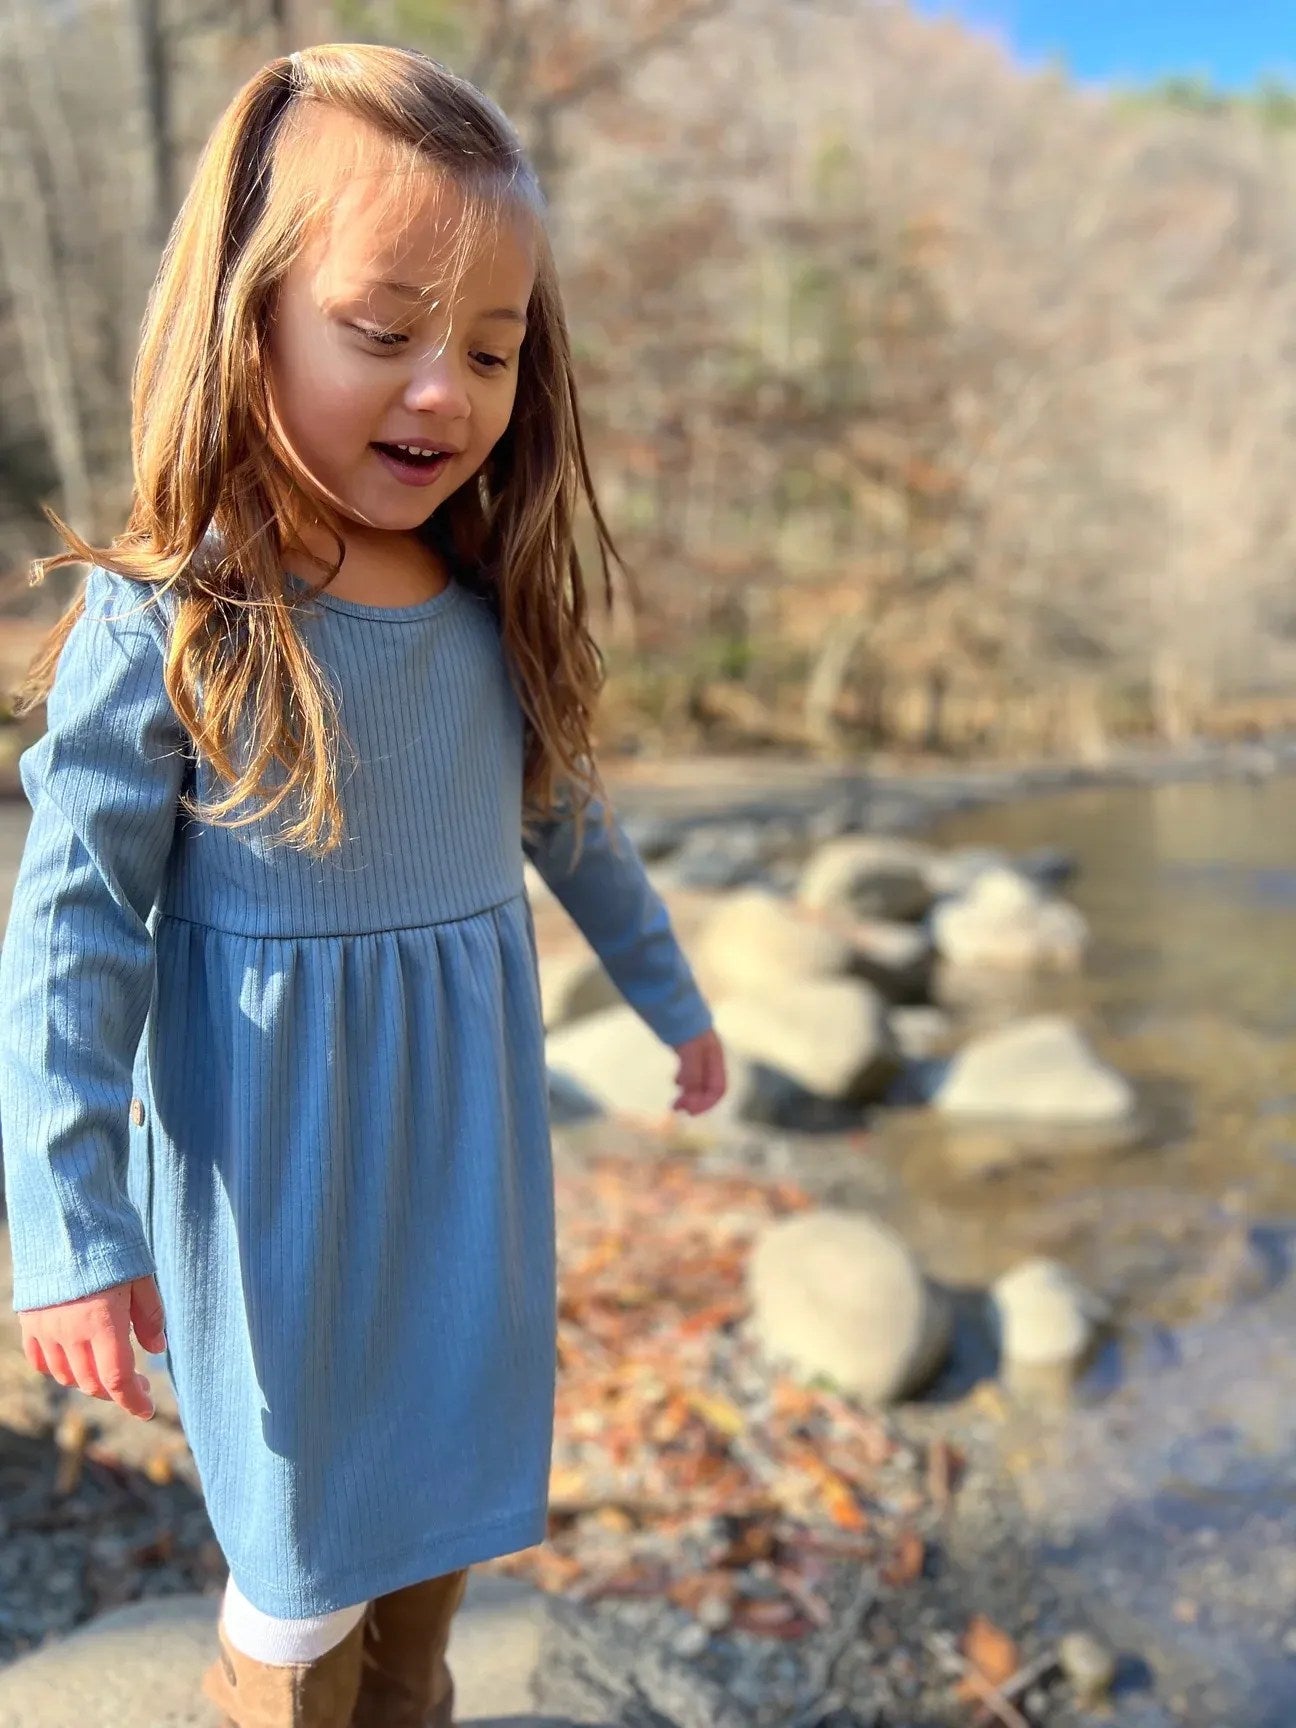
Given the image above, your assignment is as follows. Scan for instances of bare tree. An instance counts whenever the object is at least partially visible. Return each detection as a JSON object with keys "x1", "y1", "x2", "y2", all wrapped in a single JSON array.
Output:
[
  {"x1": 131, "y1": 0, "x2": 177, "y2": 244},
  {"x1": 0, "y1": 0, "x2": 95, "y2": 544}
]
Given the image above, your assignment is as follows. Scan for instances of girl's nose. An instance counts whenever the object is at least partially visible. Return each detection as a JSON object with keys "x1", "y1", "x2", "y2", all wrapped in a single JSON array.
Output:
[{"x1": 403, "y1": 346, "x2": 472, "y2": 420}]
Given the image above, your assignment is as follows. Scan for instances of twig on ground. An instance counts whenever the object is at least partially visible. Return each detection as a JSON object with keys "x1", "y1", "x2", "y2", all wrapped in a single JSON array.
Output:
[
  {"x1": 924, "y1": 1631, "x2": 1034, "y2": 1728},
  {"x1": 995, "y1": 1648, "x2": 1062, "y2": 1705}
]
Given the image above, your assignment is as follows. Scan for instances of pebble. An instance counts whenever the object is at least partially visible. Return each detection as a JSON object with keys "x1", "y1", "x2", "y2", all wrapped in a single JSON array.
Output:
[
  {"x1": 670, "y1": 1618, "x2": 712, "y2": 1658},
  {"x1": 696, "y1": 1593, "x2": 733, "y2": 1632},
  {"x1": 1058, "y1": 1628, "x2": 1118, "y2": 1705}
]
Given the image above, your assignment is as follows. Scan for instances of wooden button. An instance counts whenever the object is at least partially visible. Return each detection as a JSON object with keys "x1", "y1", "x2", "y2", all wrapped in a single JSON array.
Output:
[{"x1": 129, "y1": 1097, "x2": 145, "y2": 1127}]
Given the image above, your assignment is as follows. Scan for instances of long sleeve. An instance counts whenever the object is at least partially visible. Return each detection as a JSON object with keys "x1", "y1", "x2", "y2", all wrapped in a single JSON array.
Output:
[
  {"x1": 0, "y1": 567, "x2": 189, "y2": 1312},
  {"x1": 523, "y1": 786, "x2": 713, "y2": 1048}
]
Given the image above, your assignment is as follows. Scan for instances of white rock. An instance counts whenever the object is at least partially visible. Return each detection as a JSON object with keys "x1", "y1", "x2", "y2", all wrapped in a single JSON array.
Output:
[
  {"x1": 546, "y1": 1005, "x2": 698, "y2": 1122},
  {"x1": 991, "y1": 1257, "x2": 1108, "y2": 1367},
  {"x1": 748, "y1": 1210, "x2": 951, "y2": 1405},
  {"x1": 935, "y1": 1016, "x2": 1135, "y2": 1128},
  {"x1": 539, "y1": 951, "x2": 621, "y2": 1030},
  {"x1": 965, "y1": 866, "x2": 1044, "y2": 915},
  {"x1": 545, "y1": 1004, "x2": 794, "y2": 1129},
  {"x1": 1058, "y1": 1630, "x2": 1118, "y2": 1706},
  {"x1": 797, "y1": 837, "x2": 935, "y2": 922},
  {"x1": 931, "y1": 867, "x2": 1089, "y2": 971},
  {"x1": 713, "y1": 978, "x2": 899, "y2": 1103},
  {"x1": 694, "y1": 888, "x2": 858, "y2": 996}
]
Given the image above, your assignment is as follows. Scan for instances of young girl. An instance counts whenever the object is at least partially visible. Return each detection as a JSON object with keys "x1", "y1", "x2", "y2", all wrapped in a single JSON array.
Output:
[{"x1": 0, "y1": 42, "x2": 726, "y2": 1728}]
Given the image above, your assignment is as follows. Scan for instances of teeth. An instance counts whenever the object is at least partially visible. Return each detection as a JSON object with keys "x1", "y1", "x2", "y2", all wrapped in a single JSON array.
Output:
[{"x1": 393, "y1": 443, "x2": 444, "y2": 458}]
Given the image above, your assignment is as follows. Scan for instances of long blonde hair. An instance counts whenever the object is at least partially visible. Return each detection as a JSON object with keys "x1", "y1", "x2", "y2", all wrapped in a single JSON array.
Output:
[{"x1": 14, "y1": 43, "x2": 628, "y2": 857}]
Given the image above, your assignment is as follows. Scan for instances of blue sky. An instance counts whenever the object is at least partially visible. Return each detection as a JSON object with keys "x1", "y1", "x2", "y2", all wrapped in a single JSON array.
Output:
[{"x1": 914, "y1": 1, "x2": 1296, "y2": 89}]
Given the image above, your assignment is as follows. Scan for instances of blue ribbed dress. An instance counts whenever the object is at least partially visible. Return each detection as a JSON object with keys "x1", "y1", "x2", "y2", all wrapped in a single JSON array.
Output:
[{"x1": 0, "y1": 559, "x2": 712, "y2": 1617}]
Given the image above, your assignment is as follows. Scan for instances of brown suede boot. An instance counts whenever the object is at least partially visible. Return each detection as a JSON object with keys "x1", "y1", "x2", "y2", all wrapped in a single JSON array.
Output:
[
  {"x1": 200, "y1": 1612, "x2": 366, "y2": 1727},
  {"x1": 348, "y1": 1568, "x2": 470, "y2": 1728}
]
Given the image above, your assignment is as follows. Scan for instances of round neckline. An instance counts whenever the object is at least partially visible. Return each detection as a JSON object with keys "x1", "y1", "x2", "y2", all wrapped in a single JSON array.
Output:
[{"x1": 283, "y1": 568, "x2": 462, "y2": 622}]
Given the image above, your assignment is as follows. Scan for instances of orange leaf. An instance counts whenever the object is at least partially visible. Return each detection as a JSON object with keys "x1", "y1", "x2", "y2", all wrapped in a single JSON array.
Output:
[
  {"x1": 679, "y1": 1297, "x2": 748, "y2": 1336},
  {"x1": 959, "y1": 1614, "x2": 1020, "y2": 1690},
  {"x1": 548, "y1": 1465, "x2": 588, "y2": 1504},
  {"x1": 771, "y1": 1378, "x2": 818, "y2": 1423},
  {"x1": 819, "y1": 1473, "x2": 869, "y2": 1532},
  {"x1": 880, "y1": 1527, "x2": 925, "y2": 1587}
]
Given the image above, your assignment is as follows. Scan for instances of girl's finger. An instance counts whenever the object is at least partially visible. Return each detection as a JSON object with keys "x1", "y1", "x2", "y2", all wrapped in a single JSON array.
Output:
[
  {"x1": 23, "y1": 1335, "x2": 49, "y2": 1378},
  {"x1": 91, "y1": 1324, "x2": 156, "y2": 1421},
  {"x1": 43, "y1": 1341, "x2": 76, "y2": 1389},
  {"x1": 65, "y1": 1337, "x2": 110, "y2": 1401}
]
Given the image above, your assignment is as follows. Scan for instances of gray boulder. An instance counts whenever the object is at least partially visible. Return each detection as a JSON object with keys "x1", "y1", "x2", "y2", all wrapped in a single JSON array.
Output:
[
  {"x1": 991, "y1": 1257, "x2": 1108, "y2": 1369},
  {"x1": 748, "y1": 1210, "x2": 951, "y2": 1405},
  {"x1": 797, "y1": 836, "x2": 935, "y2": 922},
  {"x1": 545, "y1": 1005, "x2": 809, "y2": 1130},
  {"x1": 713, "y1": 978, "x2": 899, "y2": 1104},
  {"x1": 931, "y1": 867, "x2": 1089, "y2": 971},
  {"x1": 694, "y1": 887, "x2": 859, "y2": 997},
  {"x1": 934, "y1": 1016, "x2": 1136, "y2": 1129}
]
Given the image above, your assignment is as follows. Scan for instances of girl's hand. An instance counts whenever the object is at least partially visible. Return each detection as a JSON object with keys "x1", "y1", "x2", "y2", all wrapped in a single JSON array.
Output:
[
  {"x1": 672, "y1": 1027, "x2": 728, "y2": 1115},
  {"x1": 19, "y1": 1275, "x2": 167, "y2": 1422}
]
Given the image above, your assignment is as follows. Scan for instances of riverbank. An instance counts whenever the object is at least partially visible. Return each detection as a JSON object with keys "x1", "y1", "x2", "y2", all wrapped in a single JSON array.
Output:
[
  {"x1": 2, "y1": 750, "x2": 1294, "y2": 1722},
  {"x1": 599, "y1": 732, "x2": 1296, "y2": 835},
  {"x1": 0, "y1": 719, "x2": 1292, "y2": 820}
]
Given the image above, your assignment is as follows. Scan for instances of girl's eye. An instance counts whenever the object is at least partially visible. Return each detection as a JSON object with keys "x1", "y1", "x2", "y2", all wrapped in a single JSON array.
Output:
[
  {"x1": 350, "y1": 324, "x2": 511, "y2": 372},
  {"x1": 352, "y1": 324, "x2": 407, "y2": 349}
]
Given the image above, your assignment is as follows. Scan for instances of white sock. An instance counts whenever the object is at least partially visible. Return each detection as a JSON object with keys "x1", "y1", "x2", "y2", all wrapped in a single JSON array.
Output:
[{"x1": 220, "y1": 1572, "x2": 368, "y2": 1665}]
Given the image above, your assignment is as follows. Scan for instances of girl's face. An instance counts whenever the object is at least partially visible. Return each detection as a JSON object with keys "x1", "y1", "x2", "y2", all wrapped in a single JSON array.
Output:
[{"x1": 266, "y1": 174, "x2": 535, "y2": 539}]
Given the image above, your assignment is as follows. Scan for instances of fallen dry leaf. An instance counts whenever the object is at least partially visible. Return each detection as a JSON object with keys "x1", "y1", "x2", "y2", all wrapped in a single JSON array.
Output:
[
  {"x1": 729, "y1": 1594, "x2": 815, "y2": 1639},
  {"x1": 958, "y1": 1614, "x2": 1021, "y2": 1693},
  {"x1": 510, "y1": 1153, "x2": 969, "y2": 1622},
  {"x1": 880, "y1": 1527, "x2": 925, "y2": 1587},
  {"x1": 683, "y1": 1388, "x2": 746, "y2": 1440}
]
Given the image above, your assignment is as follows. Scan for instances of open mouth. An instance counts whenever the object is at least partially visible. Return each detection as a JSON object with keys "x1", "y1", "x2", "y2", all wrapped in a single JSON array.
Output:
[{"x1": 371, "y1": 443, "x2": 453, "y2": 484}]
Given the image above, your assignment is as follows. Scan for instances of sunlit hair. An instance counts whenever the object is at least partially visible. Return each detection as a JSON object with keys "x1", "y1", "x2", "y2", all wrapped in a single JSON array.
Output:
[{"x1": 13, "y1": 42, "x2": 628, "y2": 857}]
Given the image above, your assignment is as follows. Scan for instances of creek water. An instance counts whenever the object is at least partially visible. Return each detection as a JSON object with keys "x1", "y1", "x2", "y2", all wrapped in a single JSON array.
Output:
[{"x1": 888, "y1": 775, "x2": 1296, "y2": 1723}]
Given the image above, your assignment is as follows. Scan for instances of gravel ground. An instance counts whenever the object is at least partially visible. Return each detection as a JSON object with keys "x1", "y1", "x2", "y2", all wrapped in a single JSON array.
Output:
[{"x1": 0, "y1": 1230, "x2": 226, "y2": 1662}]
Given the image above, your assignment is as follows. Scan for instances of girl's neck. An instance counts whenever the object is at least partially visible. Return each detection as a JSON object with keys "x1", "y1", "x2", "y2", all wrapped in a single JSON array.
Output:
[{"x1": 283, "y1": 523, "x2": 450, "y2": 610}]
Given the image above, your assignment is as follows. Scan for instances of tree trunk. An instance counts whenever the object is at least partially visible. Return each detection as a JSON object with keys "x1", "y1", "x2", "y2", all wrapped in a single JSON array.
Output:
[
  {"x1": 131, "y1": 0, "x2": 176, "y2": 247},
  {"x1": 803, "y1": 613, "x2": 872, "y2": 751},
  {"x1": 0, "y1": 19, "x2": 94, "y2": 538}
]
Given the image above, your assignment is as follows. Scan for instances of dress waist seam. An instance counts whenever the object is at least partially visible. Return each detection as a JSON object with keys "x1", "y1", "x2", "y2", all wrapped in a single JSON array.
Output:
[{"x1": 154, "y1": 893, "x2": 527, "y2": 941}]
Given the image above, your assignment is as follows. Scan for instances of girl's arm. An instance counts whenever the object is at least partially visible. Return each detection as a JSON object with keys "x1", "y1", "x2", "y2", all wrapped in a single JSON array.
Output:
[
  {"x1": 523, "y1": 787, "x2": 713, "y2": 1049},
  {"x1": 0, "y1": 567, "x2": 188, "y2": 1313}
]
